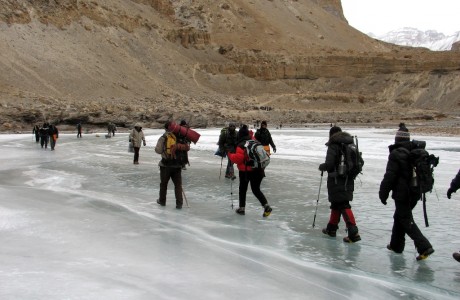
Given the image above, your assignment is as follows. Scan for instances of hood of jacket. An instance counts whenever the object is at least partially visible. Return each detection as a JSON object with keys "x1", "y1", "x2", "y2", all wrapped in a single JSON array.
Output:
[
  {"x1": 326, "y1": 131, "x2": 353, "y2": 146},
  {"x1": 388, "y1": 141, "x2": 412, "y2": 153}
]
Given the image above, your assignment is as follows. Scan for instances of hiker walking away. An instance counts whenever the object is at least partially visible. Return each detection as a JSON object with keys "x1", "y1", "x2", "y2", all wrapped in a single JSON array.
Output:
[
  {"x1": 319, "y1": 126, "x2": 361, "y2": 243},
  {"x1": 33, "y1": 124, "x2": 40, "y2": 143},
  {"x1": 254, "y1": 120, "x2": 276, "y2": 155},
  {"x1": 48, "y1": 124, "x2": 59, "y2": 151},
  {"x1": 39, "y1": 122, "x2": 50, "y2": 149},
  {"x1": 108, "y1": 122, "x2": 116, "y2": 136},
  {"x1": 77, "y1": 122, "x2": 82, "y2": 138},
  {"x1": 379, "y1": 123, "x2": 434, "y2": 260},
  {"x1": 129, "y1": 123, "x2": 146, "y2": 165},
  {"x1": 218, "y1": 122, "x2": 238, "y2": 179},
  {"x1": 228, "y1": 125, "x2": 272, "y2": 217},
  {"x1": 447, "y1": 169, "x2": 460, "y2": 262},
  {"x1": 155, "y1": 121, "x2": 189, "y2": 209}
]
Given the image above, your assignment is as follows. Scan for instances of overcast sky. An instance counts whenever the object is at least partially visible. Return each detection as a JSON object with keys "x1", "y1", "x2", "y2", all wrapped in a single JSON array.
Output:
[{"x1": 341, "y1": 0, "x2": 460, "y2": 36}]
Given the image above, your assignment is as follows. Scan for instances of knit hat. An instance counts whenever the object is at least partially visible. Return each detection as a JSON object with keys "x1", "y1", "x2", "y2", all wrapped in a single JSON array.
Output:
[
  {"x1": 395, "y1": 123, "x2": 410, "y2": 142},
  {"x1": 329, "y1": 126, "x2": 342, "y2": 138},
  {"x1": 180, "y1": 120, "x2": 187, "y2": 126},
  {"x1": 261, "y1": 120, "x2": 267, "y2": 126},
  {"x1": 238, "y1": 124, "x2": 249, "y2": 139}
]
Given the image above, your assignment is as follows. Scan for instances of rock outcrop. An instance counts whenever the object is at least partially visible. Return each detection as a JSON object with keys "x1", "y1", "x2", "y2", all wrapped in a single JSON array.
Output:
[{"x1": 0, "y1": 0, "x2": 459, "y2": 132}]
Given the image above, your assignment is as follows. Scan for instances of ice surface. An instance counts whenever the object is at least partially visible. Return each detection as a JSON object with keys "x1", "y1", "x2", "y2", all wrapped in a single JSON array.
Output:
[{"x1": 1, "y1": 127, "x2": 460, "y2": 299}]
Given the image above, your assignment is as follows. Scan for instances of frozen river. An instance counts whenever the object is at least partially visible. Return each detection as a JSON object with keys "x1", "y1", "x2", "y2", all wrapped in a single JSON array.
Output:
[{"x1": 1, "y1": 126, "x2": 459, "y2": 299}]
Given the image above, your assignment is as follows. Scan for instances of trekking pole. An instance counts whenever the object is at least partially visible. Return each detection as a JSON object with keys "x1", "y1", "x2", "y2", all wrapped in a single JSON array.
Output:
[
  {"x1": 230, "y1": 178, "x2": 233, "y2": 209},
  {"x1": 219, "y1": 156, "x2": 223, "y2": 180},
  {"x1": 182, "y1": 187, "x2": 190, "y2": 208},
  {"x1": 422, "y1": 193, "x2": 429, "y2": 227},
  {"x1": 312, "y1": 171, "x2": 324, "y2": 228}
]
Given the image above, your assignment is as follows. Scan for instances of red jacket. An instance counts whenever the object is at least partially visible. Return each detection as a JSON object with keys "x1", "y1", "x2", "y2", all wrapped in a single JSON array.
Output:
[{"x1": 228, "y1": 145, "x2": 254, "y2": 172}]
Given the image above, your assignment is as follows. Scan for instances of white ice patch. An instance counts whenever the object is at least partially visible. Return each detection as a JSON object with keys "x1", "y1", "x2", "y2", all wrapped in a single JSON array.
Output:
[{"x1": 23, "y1": 169, "x2": 83, "y2": 191}]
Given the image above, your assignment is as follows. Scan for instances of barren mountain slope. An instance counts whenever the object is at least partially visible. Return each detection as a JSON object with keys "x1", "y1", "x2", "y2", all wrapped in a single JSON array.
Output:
[{"x1": 0, "y1": 0, "x2": 459, "y2": 131}]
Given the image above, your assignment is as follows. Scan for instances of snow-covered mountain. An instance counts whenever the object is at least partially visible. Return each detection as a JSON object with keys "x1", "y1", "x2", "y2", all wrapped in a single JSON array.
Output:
[{"x1": 369, "y1": 27, "x2": 460, "y2": 51}]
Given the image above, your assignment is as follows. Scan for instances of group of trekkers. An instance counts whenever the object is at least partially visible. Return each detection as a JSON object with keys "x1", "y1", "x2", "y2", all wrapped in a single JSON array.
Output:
[
  {"x1": 31, "y1": 119, "x2": 460, "y2": 262},
  {"x1": 32, "y1": 122, "x2": 59, "y2": 150},
  {"x1": 194, "y1": 120, "x2": 460, "y2": 262}
]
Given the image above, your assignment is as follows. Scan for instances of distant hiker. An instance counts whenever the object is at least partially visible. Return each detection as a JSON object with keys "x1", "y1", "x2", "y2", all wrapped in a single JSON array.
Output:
[
  {"x1": 33, "y1": 125, "x2": 40, "y2": 143},
  {"x1": 218, "y1": 122, "x2": 238, "y2": 179},
  {"x1": 155, "y1": 121, "x2": 189, "y2": 209},
  {"x1": 228, "y1": 124, "x2": 272, "y2": 217},
  {"x1": 129, "y1": 123, "x2": 146, "y2": 165},
  {"x1": 48, "y1": 124, "x2": 59, "y2": 151},
  {"x1": 379, "y1": 123, "x2": 434, "y2": 261},
  {"x1": 77, "y1": 123, "x2": 82, "y2": 138},
  {"x1": 447, "y1": 169, "x2": 460, "y2": 199},
  {"x1": 254, "y1": 120, "x2": 276, "y2": 155},
  {"x1": 108, "y1": 122, "x2": 116, "y2": 136},
  {"x1": 319, "y1": 126, "x2": 361, "y2": 243},
  {"x1": 39, "y1": 122, "x2": 50, "y2": 149}
]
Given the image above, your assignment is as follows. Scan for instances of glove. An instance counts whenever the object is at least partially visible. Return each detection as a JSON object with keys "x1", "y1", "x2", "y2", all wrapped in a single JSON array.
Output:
[
  {"x1": 380, "y1": 198, "x2": 387, "y2": 205},
  {"x1": 143, "y1": 141, "x2": 146, "y2": 146},
  {"x1": 447, "y1": 188, "x2": 454, "y2": 199},
  {"x1": 379, "y1": 190, "x2": 387, "y2": 205},
  {"x1": 273, "y1": 147, "x2": 277, "y2": 153},
  {"x1": 318, "y1": 163, "x2": 326, "y2": 172}
]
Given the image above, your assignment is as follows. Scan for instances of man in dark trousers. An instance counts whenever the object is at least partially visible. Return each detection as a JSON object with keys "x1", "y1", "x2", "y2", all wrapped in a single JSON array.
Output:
[
  {"x1": 155, "y1": 121, "x2": 186, "y2": 209},
  {"x1": 254, "y1": 120, "x2": 276, "y2": 155},
  {"x1": 319, "y1": 126, "x2": 361, "y2": 243},
  {"x1": 447, "y1": 169, "x2": 460, "y2": 262},
  {"x1": 379, "y1": 123, "x2": 434, "y2": 261}
]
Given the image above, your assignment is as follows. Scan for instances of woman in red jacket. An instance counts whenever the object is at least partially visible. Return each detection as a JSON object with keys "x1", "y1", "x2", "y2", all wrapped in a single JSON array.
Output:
[{"x1": 228, "y1": 125, "x2": 272, "y2": 217}]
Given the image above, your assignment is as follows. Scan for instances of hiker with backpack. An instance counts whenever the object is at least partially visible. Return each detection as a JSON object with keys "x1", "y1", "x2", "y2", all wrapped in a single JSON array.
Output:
[
  {"x1": 379, "y1": 123, "x2": 434, "y2": 261},
  {"x1": 129, "y1": 123, "x2": 146, "y2": 165},
  {"x1": 217, "y1": 122, "x2": 238, "y2": 179},
  {"x1": 254, "y1": 120, "x2": 276, "y2": 155},
  {"x1": 227, "y1": 125, "x2": 272, "y2": 217},
  {"x1": 48, "y1": 124, "x2": 59, "y2": 151},
  {"x1": 319, "y1": 126, "x2": 362, "y2": 243},
  {"x1": 155, "y1": 121, "x2": 189, "y2": 209}
]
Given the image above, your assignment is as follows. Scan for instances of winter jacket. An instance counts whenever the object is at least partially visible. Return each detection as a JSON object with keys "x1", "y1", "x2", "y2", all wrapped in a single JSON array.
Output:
[
  {"x1": 228, "y1": 135, "x2": 255, "y2": 172},
  {"x1": 218, "y1": 127, "x2": 238, "y2": 153},
  {"x1": 129, "y1": 127, "x2": 145, "y2": 148},
  {"x1": 449, "y1": 169, "x2": 460, "y2": 193},
  {"x1": 255, "y1": 128, "x2": 275, "y2": 148},
  {"x1": 48, "y1": 125, "x2": 59, "y2": 138},
  {"x1": 379, "y1": 141, "x2": 414, "y2": 203},
  {"x1": 318, "y1": 131, "x2": 354, "y2": 203}
]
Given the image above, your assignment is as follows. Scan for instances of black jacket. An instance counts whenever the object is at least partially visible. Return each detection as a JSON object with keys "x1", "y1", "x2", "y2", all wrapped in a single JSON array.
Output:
[
  {"x1": 449, "y1": 169, "x2": 460, "y2": 193},
  {"x1": 319, "y1": 131, "x2": 354, "y2": 203},
  {"x1": 379, "y1": 141, "x2": 413, "y2": 203},
  {"x1": 255, "y1": 128, "x2": 275, "y2": 148}
]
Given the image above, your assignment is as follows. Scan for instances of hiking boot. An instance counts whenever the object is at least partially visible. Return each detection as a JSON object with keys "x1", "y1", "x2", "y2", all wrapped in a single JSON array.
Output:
[
  {"x1": 235, "y1": 207, "x2": 245, "y2": 215},
  {"x1": 453, "y1": 252, "x2": 460, "y2": 262},
  {"x1": 322, "y1": 228, "x2": 337, "y2": 237},
  {"x1": 263, "y1": 205, "x2": 272, "y2": 217},
  {"x1": 176, "y1": 205, "x2": 182, "y2": 209},
  {"x1": 387, "y1": 244, "x2": 403, "y2": 254},
  {"x1": 343, "y1": 234, "x2": 361, "y2": 243},
  {"x1": 156, "y1": 199, "x2": 165, "y2": 206},
  {"x1": 416, "y1": 247, "x2": 434, "y2": 261}
]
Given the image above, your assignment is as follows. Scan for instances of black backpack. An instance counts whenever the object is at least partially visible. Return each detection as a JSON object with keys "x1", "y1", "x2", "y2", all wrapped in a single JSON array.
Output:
[
  {"x1": 337, "y1": 136, "x2": 364, "y2": 180},
  {"x1": 406, "y1": 140, "x2": 439, "y2": 226}
]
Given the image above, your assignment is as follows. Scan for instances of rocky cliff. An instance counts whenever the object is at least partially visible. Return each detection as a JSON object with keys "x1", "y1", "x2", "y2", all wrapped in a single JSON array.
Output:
[{"x1": 0, "y1": 0, "x2": 459, "y2": 131}]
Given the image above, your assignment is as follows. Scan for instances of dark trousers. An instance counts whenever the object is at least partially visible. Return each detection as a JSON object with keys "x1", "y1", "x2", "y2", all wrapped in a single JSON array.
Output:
[
  {"x1": 77, "y1": 131, "x2": 82, "y2": 138},
  {"x1": 133, "y1": 147, "x2": 140, "y2": 162},
  {"x1": 35, "y1": 134, "x2": 40, "y2": 142},
  {"x1": 238, "y1": 170, "x2": 268, "y2": 208},
  {"x1": 40, "y1": 136, "x2": 49, "y2": 148},
  {"x1": 159, "y1": 166, "x2": 183, "y2": 207},
  {"x1": 50, "y1": 136, "x2": 56, "y2": 150},
  {"x1": 390, "y1": 199, "x2": 432, "y2": 254}
]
